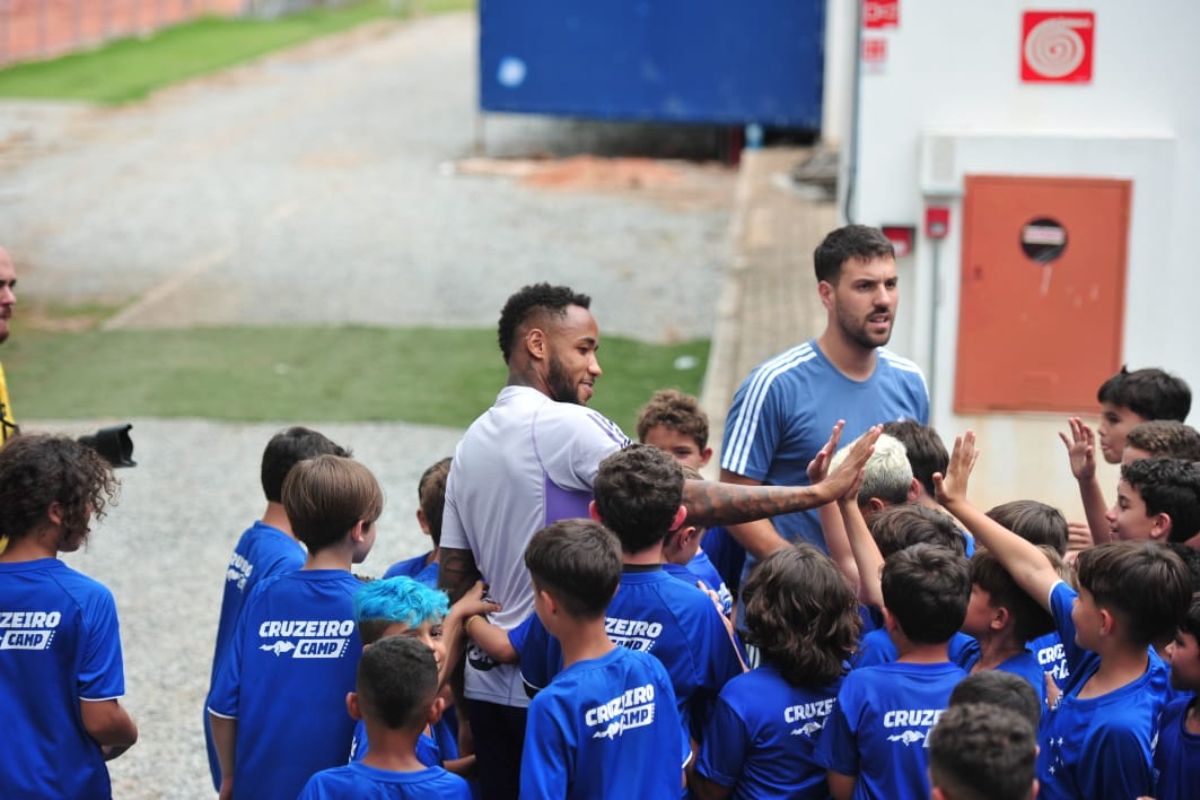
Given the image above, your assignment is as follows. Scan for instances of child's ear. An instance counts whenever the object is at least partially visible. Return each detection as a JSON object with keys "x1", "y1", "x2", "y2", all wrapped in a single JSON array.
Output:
[
  {"x1": 1098, "y1": 607, "x2": 1118, "y2": 638},
  {"x1": 416, "y1": 508, "x2": 431, "y2": 536},
  {"x1": 46, "y1": 501, "x2": 65, "y2": 527},
  {"x1": 992, "y1": 605, "x2": 1011, "y2": 632},
  {"x1": 669, "y1": 505, "x2": 688, "y2": 533},
  {"x1": 699, "y1": 446, "x2": 713, "y2": 468},
  {"x1": 588, "y1": 500, "x2": 602, "y2": 523},
  {"x1": 346, "y1": 691, "x2": 363, "y2": 721},
  {"x1": 427, "y1": 695, "x2": 447, "y2": 726},
  {"x1": 908, "y1": 477, "x2": 922, "y2": 504},
  {"x1": 1150, "y1": 511, "x2": 1173, "y2": 542},
  {"x1": 882, "y1": 607, "x2": 898, "y2": 632}
]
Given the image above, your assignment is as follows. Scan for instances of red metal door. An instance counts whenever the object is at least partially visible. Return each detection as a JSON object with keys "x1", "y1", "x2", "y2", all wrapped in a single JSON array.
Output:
[{"x1": 955, "y1": 175, "x2": 1130, "y2": 413}]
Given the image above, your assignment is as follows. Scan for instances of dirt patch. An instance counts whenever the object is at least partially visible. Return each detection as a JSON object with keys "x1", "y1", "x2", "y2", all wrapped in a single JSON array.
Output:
[{"x1": 451, "y1": 154, "x2": 734, "y2": 211}]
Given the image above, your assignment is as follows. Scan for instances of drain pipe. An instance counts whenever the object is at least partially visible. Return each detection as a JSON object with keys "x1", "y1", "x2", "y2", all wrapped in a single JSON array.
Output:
[{"x1": 842, "y1": 0, "x2": 864, "y2": 225}]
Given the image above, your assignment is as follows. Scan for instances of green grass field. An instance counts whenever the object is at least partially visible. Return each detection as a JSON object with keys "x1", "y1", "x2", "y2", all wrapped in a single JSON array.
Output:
[
  {"x1": 0, "y1": 0, "x2": 474, "y2": 104},
  {"x1": 5, "y1": 322, "x2": 709, "y2": 434}
]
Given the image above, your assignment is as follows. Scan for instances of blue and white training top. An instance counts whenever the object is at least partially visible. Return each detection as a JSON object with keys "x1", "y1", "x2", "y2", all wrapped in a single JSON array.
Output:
[
  {"x1": 721, "y1": 339, "x2": 928, "y2": 553},
  {"x1": 0, "y1": 559, "x2": 127, "y2": 799},
  {"x1": 520, "y1": 645, "x2": 686, "y2": 800},
  {"x1": 209, "y1": 569, "x2": 365, "y2": 800}
]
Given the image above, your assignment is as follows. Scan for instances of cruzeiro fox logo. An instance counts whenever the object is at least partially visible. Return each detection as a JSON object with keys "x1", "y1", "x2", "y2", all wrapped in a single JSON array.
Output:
[
  {"x1": 883, "y1": 707, "x2": 944, "y2": 747},
  {"x1": 786, "y1": 698, "x2": 835, "y2": 737},
  {"x1": 888, "y1": 729, "x2": 926, "y2": 746},
  {"x1": 258, "y1": 619, "x2": 354, "y2": 659},
  {"x1": 587, "y1": 683, "x2": 657, "y2": 740},
  {"x1": 791, "y1": 721, "x2": 823, "y2": 737},
  {"x1": 260, "y1": 641, "x2": 296, "y2": 656},
  {"x1": 0, "y1": 610, "x2": 61, "y2": 651}
]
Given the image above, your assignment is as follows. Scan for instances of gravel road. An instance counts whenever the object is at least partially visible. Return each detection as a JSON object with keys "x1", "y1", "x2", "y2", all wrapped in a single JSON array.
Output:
[{"x1": 3, "y1": 11, "x2": 737, "y2": 798}]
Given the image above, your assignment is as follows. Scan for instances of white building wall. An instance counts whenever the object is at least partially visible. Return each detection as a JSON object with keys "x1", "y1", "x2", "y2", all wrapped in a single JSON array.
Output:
[{"x1": 844, "y1": 0, "x2": 1200, "y2": 516}]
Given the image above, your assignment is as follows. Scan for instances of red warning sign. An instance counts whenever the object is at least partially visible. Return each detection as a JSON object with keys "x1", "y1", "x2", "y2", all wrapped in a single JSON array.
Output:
[
  {"x1": 1021, "y1": 11, "x2": 1095, "y2": 83},
  {"x1": 864, "y1": 0, "x2": 899, "y2": 30}
]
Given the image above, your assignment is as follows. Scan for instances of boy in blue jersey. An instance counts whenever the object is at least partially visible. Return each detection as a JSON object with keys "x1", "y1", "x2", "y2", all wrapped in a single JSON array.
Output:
[
  {"x1": 519, "y1": 518, "x2": 686, "y2": 799},
  {"x1": 209, "y1": 454, "x2": 383, "y2": 800},
  {"x1": 637, "y1": 390, "x2": 741, "y2": 608},
  {"x1": 299, "y1": 635, "x2": 472, "y2": 799},
  {"x1": 590, "y1": 444, "x2": 745, "y2": 745},
  {"x1": 956, "y1": 547, "x2": 1057, "y2": 708},
  {"x1": 937, "y1": 430, "x2": 1192, "y2": 800},
  {"x1": 1060, "y1": 366, "x2": 1191, "y2": 547},
  {"x1": 0, "y1": 435, "x2": 138, "y2": 799},
  {"x1": 384, "y1": 457, "x2": 451, "y2": 587},
  {"x1": 840, "y1": 502, "x2": 972, "y2": 668},
  {"x1": 692, "y1": 544, "x2": 861, "y2": 799},
  {"x1": 663, "y1": 465, "x2": 733, "y2": 618},
  {"x1": 1152, "y1": 594, "x2": 1200, "y2": 800},
  {"x1": 349, "y1": 575, "x2": 495, "y2": 779},
  {"x1": 815, "y1": 542, "x2": 971, "y2": 799},
  {"x1": 927, "y1": 703, "x2": 1038, "y2": 800},
  {"x1": 985, "y1": 500, "x2": 1072, "y2": 690},
  {"x1": 204, "y1": 426, "x2": 351, "y2": 790}
]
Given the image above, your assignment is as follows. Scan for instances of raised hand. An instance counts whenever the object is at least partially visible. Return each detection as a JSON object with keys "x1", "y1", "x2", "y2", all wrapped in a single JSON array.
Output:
[
  {"x1": 816, "y1": 424, "x2": 881, "y2": 504},
  {"x1": 934, "y1": 431, "x2": 979, "y2": 507},
  {"x1": 1058, "y1": 416, "x2": 1097, "y2": 481},
  {"x1": 807, "y1": 421, "x2": 846, "y2": 485}
]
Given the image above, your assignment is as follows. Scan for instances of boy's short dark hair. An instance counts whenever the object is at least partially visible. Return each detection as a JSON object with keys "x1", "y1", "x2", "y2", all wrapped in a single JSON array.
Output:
[
  {"x1": 524, "y1": 519, "x2": 622, "y2": 621},
  {"x1": 948, "y1": 670, "x2": 1042, "y2": 729},
  {"x1": 1125, "y1": 421, "x2": 1200, "y2": 461},
  {"x1": 1180, "y1": 594, "x2": 1200, "y2": 643},
  {"x1": 1076, "y1": 541, "x2": 1192, "y2": 647},
  {"x1": 813, "y1": 224, "x2": 895, "y2": 284},
  {"x1": 928, "y1": 703, "x2": 1037, "y2": 800},
  {"x1": 985, "y1": 499, "x2": 1069, "y2": 555},
  {"x1": 593, "y1": 444, "x2": 684, "y2": 554},
  {"x1": 357, "y1": 635, "x2": 438, "y2": 731},
  {"x1": 0, "y1": 434, "x2": 117, "y2": 545},
  {"x1": 261, "y1": 427, "x2": 351, "y2": 503},
  {"x1": 418, "y1": 457, "x2": 452, "y2": 548},
  {"x1": 1165, "y1": 543, "x2": 1200, "y2": 593},
  {"x1": 881, "y1": 543, "x2": 971, "y2": 644},
  {"x1": 282, "y1": 455, "x2": 383, "y2": 554},
  {"x1": 635, "y1": 389, "x2": 709, "y2": 451},
  {"x1": 742, "y1": 544, "x2": 861, "y2": 686},
  {"x1": 497, "y1": 283, "x2": 591, "y2": 365},
  {"x1": 1120, "y1": 457, "x2": 1200, "y2": 543},
  {"x1": 1097, "y1": 366, "x2": 1191, "y2": 422},
  {"x1": 970, "y1": 548, "x2": 1056, "y2": 643},
  {"x1": 870, "y1": 504, "x2": 966, "y2": 559},
  {"x1": 880, "y1": 419, "x2": 948, "y2": 499}
]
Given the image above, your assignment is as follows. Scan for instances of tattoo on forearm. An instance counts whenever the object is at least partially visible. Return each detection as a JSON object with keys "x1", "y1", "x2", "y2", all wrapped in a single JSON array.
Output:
[
  {"x1": 682, "y1": 480, "x2": 821, "y2": 527},
  {"x1": 438, "y1": 548, "x2": 481, "y2": 603}
]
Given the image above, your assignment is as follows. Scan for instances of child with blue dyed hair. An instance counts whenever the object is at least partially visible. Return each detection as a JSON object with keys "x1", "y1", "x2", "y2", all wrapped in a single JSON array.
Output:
[{"x1": 351, "y1": 575, "x2": 496, "y2": 781}]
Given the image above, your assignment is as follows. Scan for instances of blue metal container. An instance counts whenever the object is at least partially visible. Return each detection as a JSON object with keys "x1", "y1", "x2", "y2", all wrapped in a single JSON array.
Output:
[{"x1": 479, "y1": 0, "x2": 826, "y2": 128}]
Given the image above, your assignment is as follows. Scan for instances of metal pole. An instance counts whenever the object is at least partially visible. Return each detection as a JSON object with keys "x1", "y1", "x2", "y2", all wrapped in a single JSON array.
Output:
[
  {"x1": 929, "y1": 238, "x2": 941, "y2": 408},
  {"x1": 37, "y1": 0, "x2": 47, "y2": 57},
  {"x1": 0, "y1": 0, "x2": 9, "y2": 66}
]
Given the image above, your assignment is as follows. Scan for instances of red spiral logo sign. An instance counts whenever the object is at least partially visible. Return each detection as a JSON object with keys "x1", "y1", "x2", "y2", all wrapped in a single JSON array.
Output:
[{"x1": 1021, "y1": 11, "x2": 1095, "y2": 83}]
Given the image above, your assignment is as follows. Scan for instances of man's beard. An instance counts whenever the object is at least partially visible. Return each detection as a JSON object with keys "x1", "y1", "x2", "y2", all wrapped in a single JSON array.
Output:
[
  {"x1": 547, "y1": 353, "x2": 581, "y2": 405},
  {"x1": 837, "y1": 306, "x2": 892, "y2": 350}
]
